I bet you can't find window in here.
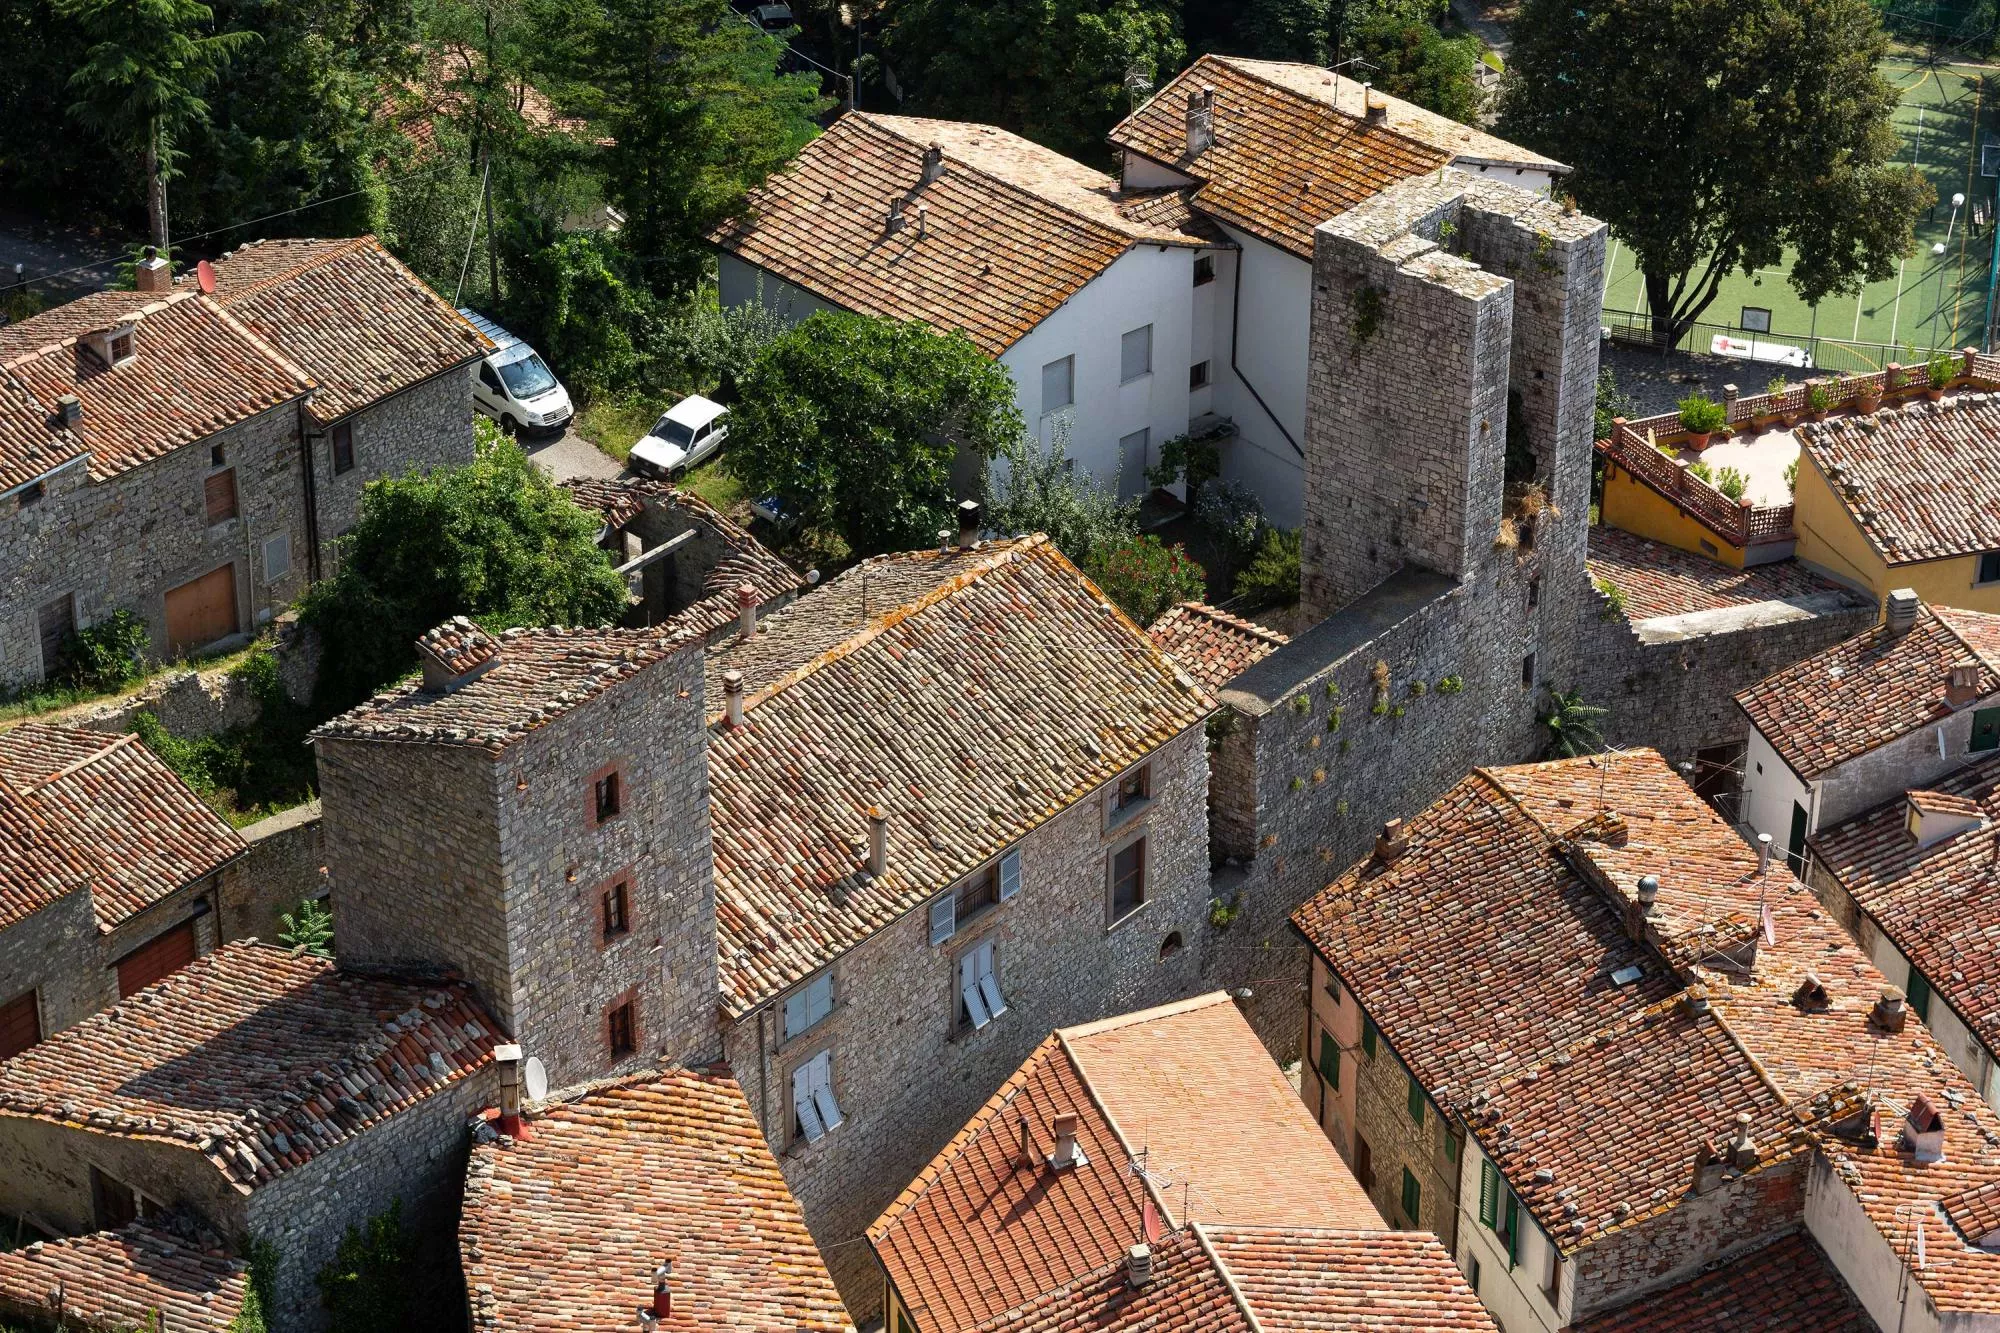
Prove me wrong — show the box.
[204,469,238,524]
[1193,254,1216,286]
[1973,707,2000,754]
[1479,1159,1500,1228]
[601,880,630,940]
[955,866,998,923]
[1528,576,1541,609]
[792,1049,842,1143]
[1361,1015,1377,1059]
[1108,835,1146,923]
[1317,1028,1340,1090]
[331,422,355,474]
[1189,360,1211,390]
[1353,1132,1374,1190]
[1109,764,1151,823]
[1468,1255,1482,1296]
[1740,306,1772,333]
[1441,1124,1459,1164]
[1407,1075,1425,1126]
[998,848,1022,901]
[1521,652,1536,688]
[262,533,291,584]
[1908,966,1933,1023]
[785,971,834,1039]
[0,990,40,1060]
[958,939,1007,1031]
[1543,1246,1563,1303]
[1400,1167,1421,1226]
[90,1167,147,1230]
[1160,930,1184,960]
[1120,325,1153,383]
[1980,551,2000,585]
[1501,1191,1521,1265]
[109,331,134,362]
[1041,357,1074,415]
[929,895,956,945]
[478,362,502,393]
[594,769,622,824]
[607,999,636,1057]
[210,443,225,467]
[16,480,43,509]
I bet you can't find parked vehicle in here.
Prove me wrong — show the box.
[458,308,575,435]
[753,2,794,29]
[630,396,729,480]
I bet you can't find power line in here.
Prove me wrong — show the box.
[726,8,848,83]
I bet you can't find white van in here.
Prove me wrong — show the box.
[458,308,575,435]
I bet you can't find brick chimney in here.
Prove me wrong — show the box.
[133,245,172,294]
[1872,986,1908,1033]
[922,142,945,185]
[1373,819,1408,866]
[1126,1243,1154,1288]
[1185,85,1215,157]
[494,1043,525,1138]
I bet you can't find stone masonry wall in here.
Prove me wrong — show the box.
[0,892,103,1043]
[0,1117,246,1247]
[228,801,326,943]
[1347,999,1463,1246]
[722,722,1212,1317]
[309,368,476,558]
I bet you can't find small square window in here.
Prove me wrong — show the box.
[16,481,44,509]
[1189,360,1211,390]
[602,880,630,941]
[262,532,291,584]
[607,999,636,1057]
[1120,325,1153,383]
[204,469,238,525]
[1041,357,1074,415]
[1980,551,2000,585]
[594,769,622,823]
[1193,254,1216,287]
[1521,652,1536,688]
[109,331,133,362]
[1108,835,1146,923]
[331,422,355,475]
[1109,764,1151,823]
[785,971,834,1039]
[210,444,225,467]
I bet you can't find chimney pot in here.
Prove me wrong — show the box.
[1728,1112,1757,1169]
[134,246,171,293]
[922,142,944,184]
[652,1261,672,1318]
[1126,1243,1154,1288]
[916,203,928,238]
[1756,833,1772,876]
[1049,1113,1085,1169]
[1684,984,1710,1018]
[736,584,759,638]
[1365,93,1387,123]
[723,668,746,728]
[887,200,906,234]
[867,805,888,877]
[956,499,982,551]
[55,394,82,427]
[938,528,953,555]
[1017,1114,1035,1168]
[1886,588,1920,635]
[1635,874,1660,910]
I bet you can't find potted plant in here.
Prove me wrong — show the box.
[1678,392,1727,448]
[1926,352,1955,401]
[1805,380,1835,421]
[1755,377,1789,430]
[1855,374,1882,413]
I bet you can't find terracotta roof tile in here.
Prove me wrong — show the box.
[0,777,99,931]
[1147,601,1288,692]
[1736,602,2000,780]
[706,536,1211,1014]
[459,1067,851,1332]
[0,1218,247,1333]
[0,940,499,1191]
[1799,394,2000,563]
[0,725,245,930]
[972,1230,1250,1333]
[210,235,490,423]
[1586,528,1843,623]
[1570,1229,1871,1332]
[0,372,83,492]
[710,113,1214,356]
[1202,1226,1498,1331]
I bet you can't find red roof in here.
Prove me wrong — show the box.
[0,1219,247,1333]
[1148,601,1288,693]
[1571,1230,1872,1332]
[1586,528,1843,623]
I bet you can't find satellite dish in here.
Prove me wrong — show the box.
[195,259,217,294]
[523,1056,549,1102]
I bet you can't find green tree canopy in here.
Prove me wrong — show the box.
[729,310,1025,558]
[881,0,1183,165]
[300,427,628,711]
[1349,13,1481,123]
[1498,0,1932,346]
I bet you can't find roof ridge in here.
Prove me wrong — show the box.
[1191,1222,1267,1333]
[1057,1026,1178,1227]
[1177,53,1437,162]
[214,235,375,303]
[15,730,139,793]
[1058,989,1233,1041]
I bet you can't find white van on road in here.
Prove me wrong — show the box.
[458,308,575,436]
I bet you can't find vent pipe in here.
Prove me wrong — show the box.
[868,805,888,877]
[651,1261,672,1318]
[1885,588,1920,635]
[956,499,982,551]
[1756,833,1772,876]
[723,669,745,728]
[1635,874,1660,912]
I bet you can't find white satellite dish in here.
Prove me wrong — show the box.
[523,1056,549,1102]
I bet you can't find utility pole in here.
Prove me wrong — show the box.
[481,0,502,305]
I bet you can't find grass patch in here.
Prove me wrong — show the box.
[0,638,266,726]
[130,647,318,827]
[574,392,670,464]
[682,458,747,515]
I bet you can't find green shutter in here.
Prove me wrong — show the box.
[1443,1129,1459,1164]
[1479,1160,1499,1228]
[1401,1166,1421,1225]
[1362,1016,1377,1058]
[1318,1029,1340,1090]
[1407,1076,1424,1126]
[1908,967,1933,1022]
[1504,1193,1521,1266]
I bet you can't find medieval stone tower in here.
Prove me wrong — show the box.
[313,620,720,1089]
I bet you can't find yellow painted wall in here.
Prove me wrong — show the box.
[1792,455,2000,614]
[1599,460,1746,568]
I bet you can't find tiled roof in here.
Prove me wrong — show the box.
[706,536,1211,1015]
[0,367,84,492]
[1201,1226,1498,1331]
[0,940,498,1191]
[1810,760,2000,1053]
[210,235,490,424]
[709,113,1217,357]
[561,474,656,530]
[459,1067,851,1332]
[0,1219,247,1333]
[1570,1230,1873,1332]
[1108,56,1455,260]
[1147,601,1288,692]
[381,42,593,159]
[1736,602,2000,780]
[1295,748,2000,1315]
[1586,528,1843,623]
[0,290,312,481]
[0,725,245,930]
[973,1230,1250,1333]
[315,621,705,754]
[1798,393,2000,563]
[0,778,98,932]
[870,994,1397,1333]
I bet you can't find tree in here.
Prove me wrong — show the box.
[881,0,1183,165]
[728,311,1025,557]
[1498,0,1932,348]
[1541,686,1607,758]
[1082,534,1205,626]
[316,1200,409,1330]
[277,898,336,956]
[299,426,629,711]
[500,230,653,395]
[536,0,823,299]
[56,0,257,249]
[983,420,1138,565]
[1349,13,1481,123]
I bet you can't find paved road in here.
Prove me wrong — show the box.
[0,205,120,302]
[525,425,625,483]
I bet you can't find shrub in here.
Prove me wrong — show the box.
[1711,466,1749,501]
[645,287,787,401]
[54,610,151,692]
[1541,686,1608,758]
[1677,393,1727,434]
[1784,456,1799,491]
[1594,366,1635,439]
[316,1200,410,1330]
[983,420,1137,565]
[1082,535,1205,626]
[1806,380,1835,412]
[1145,431,1222,504]
[1234,526,1301,609]
[278,898,335,957]
[1928,351,1957,388]
[1594,575,1628,620]
[1193,479,1264,558]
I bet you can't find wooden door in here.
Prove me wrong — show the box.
[164,564,238,656]
[115,920,198,998]
[36,596,73,671]
[0,991,40,1059]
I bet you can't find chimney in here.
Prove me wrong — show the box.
[722,669,746,728]
[916,204,928,239]
[1872,986,1908,1033]
[1017,1115,1036,1168]
[887,200,906,235]
[1364,89,1387,124]
[133,245,171,294]
[736,583,759,638]
[1948,662,1981,706]
[415,617,502,693]
[867,805,888,876]
[651,1261,672,1318]
[922,142,945,184]
[1373,819,1408,865]
[55,394,81,427]
[956,499,982,551]
[1126,1243,1154,1288]
[1049,1113,1086,1169]
[937,528,953,555]
[1904,1094,1947,1163]
[1885,588,1920,635]
[495,1043,525,1138]
[1756,833,1772,876]
[1793,972,1830,1012]
[1683,984,1711,1018]
[1185,85,1215,157]
[1728,1112,1757,1170]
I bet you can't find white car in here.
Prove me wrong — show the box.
[458,308,574,435]
[630,396,729,480]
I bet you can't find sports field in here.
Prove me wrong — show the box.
[1600,55,1999,372]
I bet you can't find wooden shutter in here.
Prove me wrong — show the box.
[115,921,198,998]
[1504,1193,1521,1265]
[1353,1134,1373,1190]
[1318,1029,1340,1090]
[204,469,238,524]
[1400,1167,1421,1224]
[1362,1016,1377,1058]
[929,895,955,945]
[1479,1159,1499,1228]
[1407,1076,1425,1126]
[0,991,40,1059]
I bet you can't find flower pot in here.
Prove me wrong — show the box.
[1856,393,1882,413]
[1925,387,1946,402]
[1685,431,1712,449]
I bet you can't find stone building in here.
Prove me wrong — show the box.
[0,724,245,1055]
[1290,748,1996,1332]
[0,1215,248,1333]
[0,237,486,687]
[459,1064,851,1331]
[866,991,1492,1333]
[0,940,499,1329]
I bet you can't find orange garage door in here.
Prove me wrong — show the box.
[0,991,40,1059]
[164,564,239,656]
[115,921,199,998]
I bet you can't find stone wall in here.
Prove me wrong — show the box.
[721,722,1212,1316]
[0,892,102,1043]
[67,617,319,740]
[308,368,477,562]
[1346,999,1462,1245]
[229,801,326,943]
[0,1117,246,1249]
